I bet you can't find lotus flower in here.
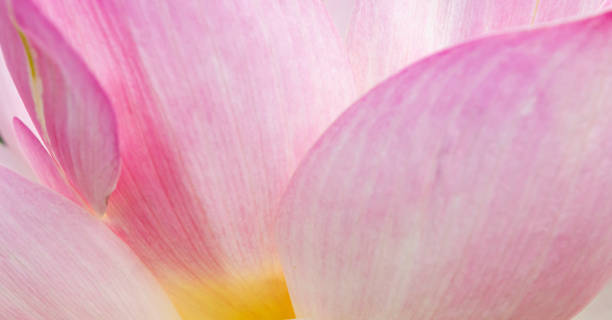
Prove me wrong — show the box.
[1,0,612,319]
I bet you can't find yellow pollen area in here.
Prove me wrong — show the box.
[18,31,36,79]
[162,273,295,320]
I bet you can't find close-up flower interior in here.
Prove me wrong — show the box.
[1,0,612,319]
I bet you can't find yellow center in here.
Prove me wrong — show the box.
[162,274,295,320]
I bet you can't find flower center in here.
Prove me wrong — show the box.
[162,273,295,320]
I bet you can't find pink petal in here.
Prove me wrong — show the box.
[0,168,181,319]
[347,0,606,94]
[0,51,32,151]
[21,0,355,317]
[575,281,612,319]
[0,145,31,178]
[0,0,120,214]
[0,49,34,179]
[278,12,612,320]
[13,117,80,205]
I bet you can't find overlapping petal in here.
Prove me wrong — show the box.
[0,0,120,214]
[0,168,180,319]
[0,50,30,150]
[0,144,30,178]
[345,0,606,94]
[0,49,34,179]
[13,117,80,205]
[324,0,356,39]
[14,0,356,318]
[278,12,612,320]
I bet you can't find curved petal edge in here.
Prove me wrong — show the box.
[279,11,612,320]
[0,0,120,214]
[0,167,181,319]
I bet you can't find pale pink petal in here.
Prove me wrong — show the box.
[0,145,31,178]
[0,0,120,214]
[0,51,32,151]
[13,117,80,205]
[20,0,356,318]
[347,0,606,94]
[278,13,612,320]
[324,0,357,39]
[574,281,612,319]
[0,168,181,319]
[0,48,35,180]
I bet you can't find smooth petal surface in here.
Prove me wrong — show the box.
[0,168,180,320]
[575,281,612,319]
[346,0,606,94]
[0,50,31,150]
[0,144,30,177]
[0,0,120,213]
[20,1,356,318]
[279,13,612,320]
[324,0,356,39]
[13,117,80,204]
[0,49,34,179]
